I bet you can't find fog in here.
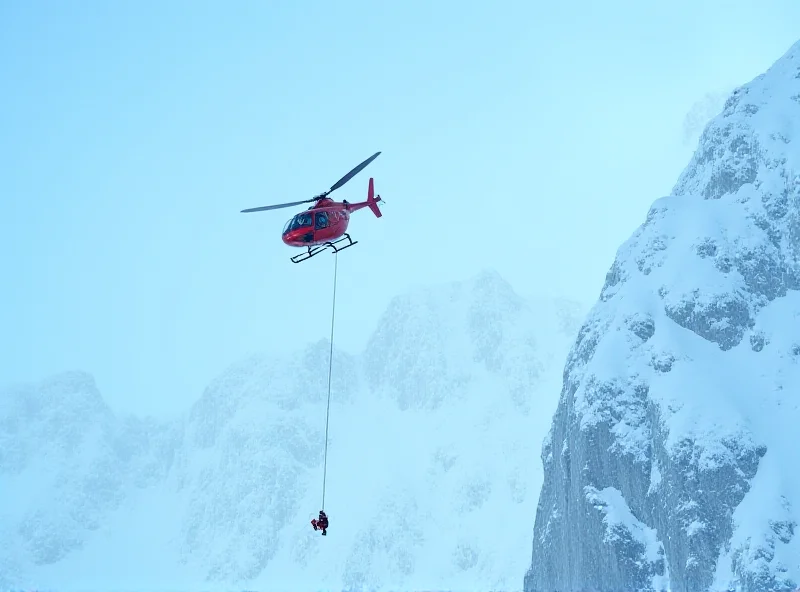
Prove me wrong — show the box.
[3,0,799,416]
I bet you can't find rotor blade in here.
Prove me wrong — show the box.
[326,151,381,195]
[240,198,315,213]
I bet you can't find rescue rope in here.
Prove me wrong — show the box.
[321,250,338,510]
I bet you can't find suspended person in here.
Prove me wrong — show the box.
[311,510,329,535]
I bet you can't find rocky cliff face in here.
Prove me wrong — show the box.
[525,40,800,592]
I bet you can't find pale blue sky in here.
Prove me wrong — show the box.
[2,0,799,417]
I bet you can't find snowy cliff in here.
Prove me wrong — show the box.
[525,40,800,592]
[1,270,584,591]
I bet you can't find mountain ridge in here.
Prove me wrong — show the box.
[1,268,586,591]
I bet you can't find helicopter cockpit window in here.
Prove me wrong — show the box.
[315,212,329,229]
[288,213,312,231]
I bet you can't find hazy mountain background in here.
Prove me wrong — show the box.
[1,270,587,591]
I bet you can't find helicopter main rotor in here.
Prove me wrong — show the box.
[241,151,381,214]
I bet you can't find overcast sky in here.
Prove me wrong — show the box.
[2,0,799,417]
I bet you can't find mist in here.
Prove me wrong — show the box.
[5,1,800,590]
[2,0,797,416]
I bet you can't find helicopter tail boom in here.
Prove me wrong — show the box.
[366,177,382,218]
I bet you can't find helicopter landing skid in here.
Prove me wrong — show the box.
[290,233,358,263]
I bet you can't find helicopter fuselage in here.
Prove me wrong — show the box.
[282,200,349,247]
[240,152,382,263]
[281,198,378,247]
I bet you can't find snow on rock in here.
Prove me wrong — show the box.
[174,341,360,583]
[0,372,180,586]
[683,91,730,148]
[0,373,118,566]
[525,39,800,592]
[584,485,669,592]
[365,270,552,414]
[0,270,586,591]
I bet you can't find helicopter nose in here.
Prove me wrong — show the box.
[282,229,297,246]
[283,228,313,246]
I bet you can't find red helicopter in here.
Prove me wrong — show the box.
[241,151,383,263]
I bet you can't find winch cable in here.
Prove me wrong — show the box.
[321,250,338,510]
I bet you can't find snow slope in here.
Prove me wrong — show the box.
[0,269,585,591]
[525,39,800,592]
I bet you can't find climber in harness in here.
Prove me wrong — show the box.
[311,510,329,535]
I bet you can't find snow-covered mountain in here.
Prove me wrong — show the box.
[0,269,585,591]
[525,40,800,592]
[682,91,730,148]
[0,371,181,589]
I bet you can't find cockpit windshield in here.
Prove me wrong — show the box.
[283,213,313,234]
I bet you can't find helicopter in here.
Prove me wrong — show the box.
[240,151,383,263]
